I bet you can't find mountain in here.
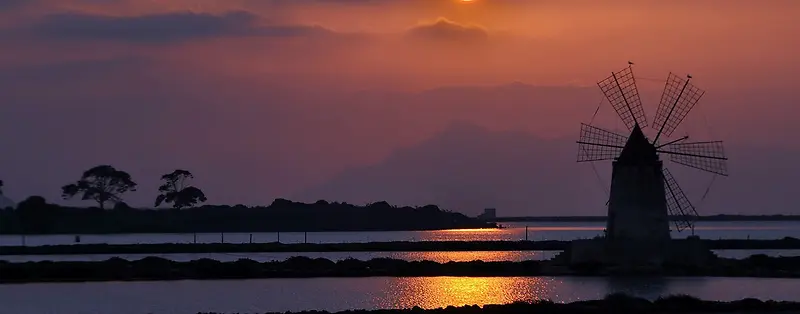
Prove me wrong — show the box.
[296,121,800,217]
[295,121,609,216]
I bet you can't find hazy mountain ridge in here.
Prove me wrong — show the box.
[297,121,800,216]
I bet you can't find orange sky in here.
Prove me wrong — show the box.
[0,0,799,214]
[3,0,799,89]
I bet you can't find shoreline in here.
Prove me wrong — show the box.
[3,238,800,256]
[196,295,800,314]
[2,255,800,284]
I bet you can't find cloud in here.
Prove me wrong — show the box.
[405,18,489,42]
[31,10,335,43]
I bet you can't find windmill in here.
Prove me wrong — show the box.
[576,64,728,243]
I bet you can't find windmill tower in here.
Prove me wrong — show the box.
[573,64,728,265]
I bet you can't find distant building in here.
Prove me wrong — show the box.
[477,208,496,220]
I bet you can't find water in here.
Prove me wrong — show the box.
[1,276,799,314]
[2,221,799,314]
[2,221,798,247]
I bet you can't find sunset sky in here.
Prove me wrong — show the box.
[1,0,799,215]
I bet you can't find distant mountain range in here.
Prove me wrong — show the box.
[296,120,800,216]
[295,121,607,215]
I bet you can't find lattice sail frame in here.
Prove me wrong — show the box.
[662,167,699,232]
[597,66,648,131]
[658,141,728,176]
[652,73,706,139]
[576,123,628,162]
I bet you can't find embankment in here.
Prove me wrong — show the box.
[3,238,799,255]
[200,294,800,314]
[2,255,800,283]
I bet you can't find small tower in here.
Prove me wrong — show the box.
[607,124,670,243]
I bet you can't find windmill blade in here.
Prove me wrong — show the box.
[576,123,628,162]
[663,167,699,232]
[652,73,706,142]
[597,65,647,131]
[657,141,728,176]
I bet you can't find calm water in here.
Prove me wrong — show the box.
[1,276,799,314]
[2,222,799,314]
[2,221,798,247]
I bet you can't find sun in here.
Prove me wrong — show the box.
[460,0,476,2]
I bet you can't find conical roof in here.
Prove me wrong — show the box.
[616,124,658,164]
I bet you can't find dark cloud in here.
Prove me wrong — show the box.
[31,10,335,43]
[405,18,489,42]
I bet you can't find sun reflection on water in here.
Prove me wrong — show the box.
[393,251,557,262]
[380,277,560,309]
[442,228,502,233]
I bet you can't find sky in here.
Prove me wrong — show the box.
[1,0,799,216]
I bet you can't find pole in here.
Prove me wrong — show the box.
[525,226,528,241]
[304,232,307,244]
[249,233,253,244]
[193,233,197,244]
[220,232,224,243]
[277,232,280,243]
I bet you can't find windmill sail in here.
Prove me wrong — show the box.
[658,141,728,176]
[652,73,705,142]
[576,123,628,162]
[662,167,699,232]
[597,65,648,130]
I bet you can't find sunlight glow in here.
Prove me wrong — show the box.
[381,277,556,309]
[442,228,500,233]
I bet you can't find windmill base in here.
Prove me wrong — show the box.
[564,236,713,269]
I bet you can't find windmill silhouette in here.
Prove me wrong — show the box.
[576,64,728,242]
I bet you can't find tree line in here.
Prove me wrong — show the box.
[2,165,207,210]
[0,166,497,234]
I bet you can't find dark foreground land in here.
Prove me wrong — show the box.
[200,295,800,314]
[0,199,495,234]
[2,254,800,283]
[4,238,800,256]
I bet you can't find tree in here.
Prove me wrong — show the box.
[155,169,207,209]
[17,196,58,235]
[62,165,137,209]
[0,179,4,195]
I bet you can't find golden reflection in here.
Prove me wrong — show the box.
[381,277,558,309]
[394,251,557,263]
[442,228,502,233]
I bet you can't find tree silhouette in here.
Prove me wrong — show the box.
[62,165,137,209]
[0,179,4,195]
[155,169,207,209]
